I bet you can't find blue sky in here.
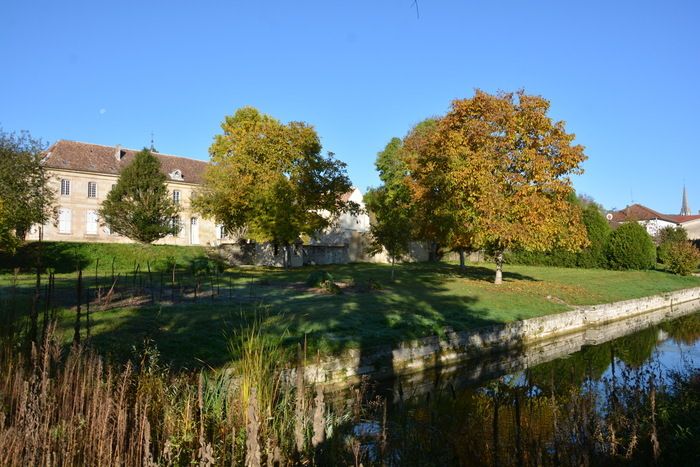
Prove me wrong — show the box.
[2,0,698,214]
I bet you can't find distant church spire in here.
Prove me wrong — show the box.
[680,185,691,216]
[149,132,156,152]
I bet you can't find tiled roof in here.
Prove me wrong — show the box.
[609,203,700,225]
[43,140,208,185]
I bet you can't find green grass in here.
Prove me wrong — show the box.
[3,243,700,369]
[0,241,210,274]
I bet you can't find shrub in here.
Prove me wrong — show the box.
[505,249,578,268]
[577,204,611,268]
[305,270,333,287]
[664,241,700,275]
[656,226,688,264]
[606,222,656,270]
[505,204,611,269]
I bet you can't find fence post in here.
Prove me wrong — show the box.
[73,268,82,346]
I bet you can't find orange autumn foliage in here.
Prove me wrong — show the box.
[405,90,589,283]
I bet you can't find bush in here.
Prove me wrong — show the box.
[606,222,656,270]
[664,241,700,275]
[305,270,333,287]
[505,248,578,268]
[577,204,611,268]
[656,226,688,264]
[506,204,611,269]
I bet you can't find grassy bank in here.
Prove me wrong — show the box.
[3,244,700,367]
[0,241,210,273]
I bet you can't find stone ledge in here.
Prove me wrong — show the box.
[296,286,700,387]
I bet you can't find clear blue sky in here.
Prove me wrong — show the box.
[2,0,698,214]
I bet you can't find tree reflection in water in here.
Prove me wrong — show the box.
[335,312,700,466]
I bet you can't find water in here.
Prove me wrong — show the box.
[343,308,700,466]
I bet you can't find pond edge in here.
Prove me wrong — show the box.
[295,286,700,388]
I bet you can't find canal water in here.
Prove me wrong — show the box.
[343,307,700,466]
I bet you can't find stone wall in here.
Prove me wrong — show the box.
[292,287,700,388]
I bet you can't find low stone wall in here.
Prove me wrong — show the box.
[297,287,700,388]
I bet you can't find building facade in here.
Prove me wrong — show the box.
[28,140,223,246]
[608,201,700,240]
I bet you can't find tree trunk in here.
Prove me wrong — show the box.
[391,256,395,281]
[494,250,504,285]
[283,244,292,269]
[459,249,465,270]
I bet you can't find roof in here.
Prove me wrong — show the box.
[42,140,208,185]
[609,203,700,225]
[340,188,357,203]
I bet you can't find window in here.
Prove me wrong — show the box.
[173,190,181,204]
[88,181,97,198]
[190,217,199,244]
[169,216,181,236]
[60,179,71,196]
[169,169,183,181]
[215,223,225,240]
[86,210,98,235]
[58,208,71,234]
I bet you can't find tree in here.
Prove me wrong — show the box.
[406,90,588,284]
[0,129,55,251]
[99,149,180,243]
[0,198,18,252]
[577,202,611,268]
[605,222,656,270]
[664,241,700,275]
[364,138,414,279]
[194,107,355,267]
[656,226,687,264]
[402,118,458,262]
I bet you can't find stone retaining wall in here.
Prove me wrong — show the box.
[297,287,700,388]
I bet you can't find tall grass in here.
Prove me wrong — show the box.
[0,320,358,466]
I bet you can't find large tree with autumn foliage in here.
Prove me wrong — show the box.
[194,107,355,267]
[406,90,589,284]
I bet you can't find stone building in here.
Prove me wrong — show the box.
[28,140,223,246]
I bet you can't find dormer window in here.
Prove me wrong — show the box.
[169,169,184,181]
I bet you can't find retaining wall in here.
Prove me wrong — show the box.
[296,287,700,388]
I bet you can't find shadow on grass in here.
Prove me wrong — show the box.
[3,260,543,371]
[45,262,518,370]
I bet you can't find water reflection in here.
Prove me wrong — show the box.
[339,311,700,466]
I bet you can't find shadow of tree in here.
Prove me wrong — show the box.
[70,262,516,370]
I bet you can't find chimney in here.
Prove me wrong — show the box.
[114,144,123,161]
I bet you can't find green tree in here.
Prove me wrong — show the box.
[99,149,180,244]
[364,138,414,279]
[656,226,687,264]
[605,222,656,270]
[576,203,611,268]
[0,129,55,251]
[406,90,588,284]
[664,241,700,275]
[403,118,460,262]
[194,107,355,267]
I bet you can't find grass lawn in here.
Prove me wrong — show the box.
[2,243,700,369]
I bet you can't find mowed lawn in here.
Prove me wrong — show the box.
[2,243,700,369]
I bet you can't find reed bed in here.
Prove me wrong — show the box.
[0,323,365,466]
